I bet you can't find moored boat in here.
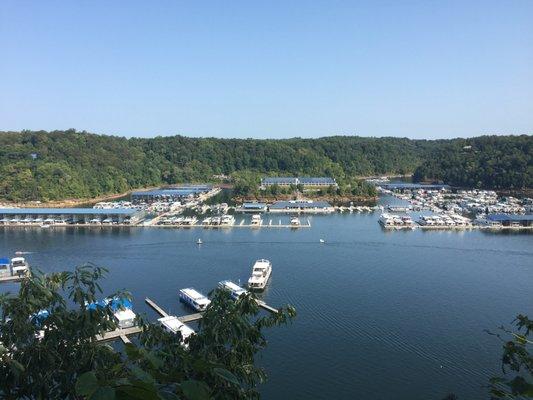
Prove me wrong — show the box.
[251,214,262,226]
[158,315,195,344]
[179,288,211,311]
[218,280,248,300]
[247,259,272,291]
[10,257,30,276]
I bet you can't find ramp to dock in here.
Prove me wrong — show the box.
[256,300,279,314]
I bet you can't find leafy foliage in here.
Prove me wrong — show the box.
[0,130,529,201]
[489,315,533,398]
[413,136,532,189]
[0,265,296,399]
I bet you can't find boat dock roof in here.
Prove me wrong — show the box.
[487,214,533,222]
[0,208,138,216]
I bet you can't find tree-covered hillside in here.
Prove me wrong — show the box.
[0,130,530,201]
[412,135,532,189]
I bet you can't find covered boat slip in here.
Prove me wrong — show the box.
[486,213,533,227]
[0,208,143,226]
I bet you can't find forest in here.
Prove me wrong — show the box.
[0,130,530,201]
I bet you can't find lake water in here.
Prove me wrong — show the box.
[1,196,532,399]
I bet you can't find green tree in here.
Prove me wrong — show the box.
[0,265,296,399]
[489,315,533,398]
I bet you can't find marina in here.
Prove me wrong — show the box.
[0,204,531,400]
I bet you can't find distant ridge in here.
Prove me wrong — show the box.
[0,130,530,201]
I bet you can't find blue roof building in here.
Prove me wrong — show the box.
[132,185,211,202]
[487,214,533,227]
[378,183,450,191]
[269,200,334,213]
[261,177,337,187]
[0,208,142,224]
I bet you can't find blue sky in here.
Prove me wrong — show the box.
[1,1,532,139]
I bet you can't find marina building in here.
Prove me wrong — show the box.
[132,185,212,202]
[261,177,337,188]
[269,200,334,214]
[0,208,143,225]
[486,214,533,228]
[378,183,450,191]
[236,202,267,213]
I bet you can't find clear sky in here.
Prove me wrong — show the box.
[1,1,532,139]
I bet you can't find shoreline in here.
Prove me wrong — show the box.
[0,186,161,209]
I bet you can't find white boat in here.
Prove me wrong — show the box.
[290,216,301,226]
[220,215,235,226]
[158,315,195,344]
[196,238,203,245]
[10,257,29,276]
[202,217,211,226]
[218,280,248,300]
[251,214,262,226]
[113,308,136,328]
[378,213,394,228]
[247,259,272,291]
[179,288,211,311]
[182,216,198,226]
[319,239,325,243]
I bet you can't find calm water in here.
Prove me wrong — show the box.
[1,198,532,400]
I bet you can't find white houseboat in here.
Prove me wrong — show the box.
[113,308,136,328]
[158,315,195,343]
[247,259,272,291]
[290,216,301,226]
[218,280,248,300]
[179,288,211,311]
[220,215,235,226]
[10,257,29,276]
[251,214,262,226]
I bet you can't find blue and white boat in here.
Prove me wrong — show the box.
[86,297,136,329]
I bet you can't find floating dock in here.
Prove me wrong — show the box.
[95,294,278,344]
[151,220,311,229]
[0,272,30,284]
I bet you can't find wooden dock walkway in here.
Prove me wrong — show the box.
[96,326,143,343]
[256,300,279,314]
[96,296,276,344]
[0,272,30,284]
[145,297,203,323]
[145,297,169,317]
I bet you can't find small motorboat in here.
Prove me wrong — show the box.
[319,239,325,243]
[196,238,203,245]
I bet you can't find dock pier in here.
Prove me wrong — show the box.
[95,296,277,344]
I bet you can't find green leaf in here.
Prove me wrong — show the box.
[90,387,116,400]
[159,391,181,400]
[76,371,99,396]
[181,380,210,400]
[8,359,25,377]
[213,368,240,385]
